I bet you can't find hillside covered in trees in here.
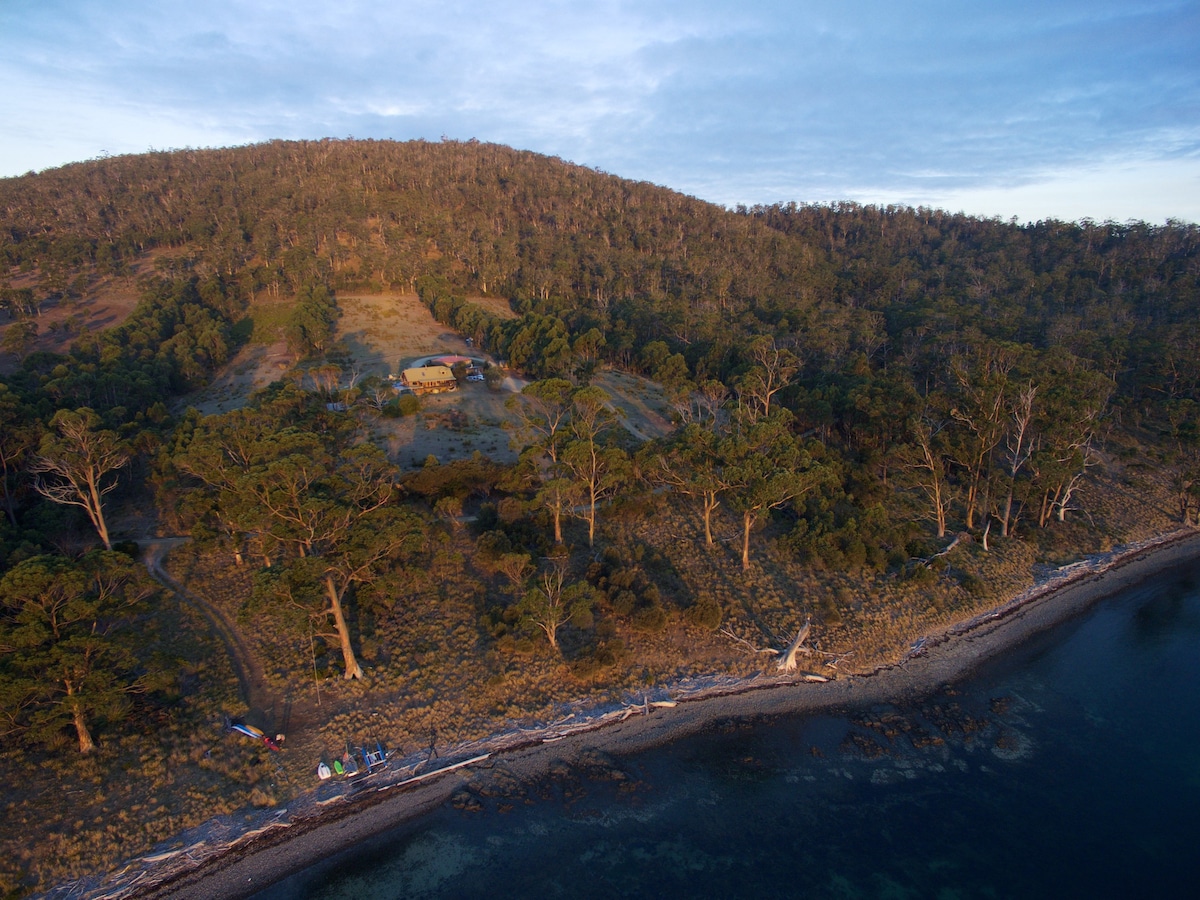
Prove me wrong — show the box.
[1,139,1199,894]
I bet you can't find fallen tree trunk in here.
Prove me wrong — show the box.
[776,619,811,673]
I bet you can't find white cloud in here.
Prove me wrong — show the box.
[0,1,1197,224]
[920,156,1200,225]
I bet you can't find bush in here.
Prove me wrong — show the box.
[959,571,984,595]
[631,603,668,633]
[685,595,722,631]
[817,593,843,625]
[612,590,638,616]
[905,562,935,585]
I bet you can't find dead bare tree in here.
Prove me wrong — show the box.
[999,382,1037,537]
[32,408,129,550]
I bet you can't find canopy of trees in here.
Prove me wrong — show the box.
[1,138,1199,756]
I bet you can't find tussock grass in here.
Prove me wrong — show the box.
[5,452,1180,897]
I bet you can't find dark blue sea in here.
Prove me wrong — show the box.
[258,562,1200,899]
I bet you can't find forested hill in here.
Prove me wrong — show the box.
[3,138,1199,399]
[6,139,1200,896]
[5,138,1200,550]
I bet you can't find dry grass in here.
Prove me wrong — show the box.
[0,258,159,375]
[0,597,271,895]
[3,282,1185,895]
[3,453,1178,895]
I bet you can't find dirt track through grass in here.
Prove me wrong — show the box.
[142,539,281,731]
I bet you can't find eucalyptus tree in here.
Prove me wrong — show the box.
[506,378,578,544]
[998,382,1038,537]
[515,558,598,655]
[506,378,575,464]
[1028,354,1112,527]
[907,412,953,539]
[0,320,37,360]
[646,423,729,546]
[735,336,801,424]
[721,410,827,571]
[0,552,158,753]
[171,402,418,679]
[505,381,631,547]
[31,408,130,551]
[946,343,1016,529]
[284,283,338,361]
[560,385,629,547]
[248,441,418,680]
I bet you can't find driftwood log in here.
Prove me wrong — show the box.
[722,619,816,673]
[776,619,811,673]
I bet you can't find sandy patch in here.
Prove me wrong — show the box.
[593,370,674,441]
[373,383,525,469]
[335,292,487,376]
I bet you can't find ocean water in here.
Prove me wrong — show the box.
[257,562,1200,899]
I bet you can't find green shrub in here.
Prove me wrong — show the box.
[817,593,843,625]
[959,571,984,595]
[906,563,935,585]
[612,590,638,616]
[685,596,722,631]
[631,604,668,633]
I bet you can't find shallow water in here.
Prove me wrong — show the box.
[257,562,1200,899]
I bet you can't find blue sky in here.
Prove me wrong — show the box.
[2,0,1198,223]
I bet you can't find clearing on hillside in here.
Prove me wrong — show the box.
[182,292,498,415]
[182,291,674,468]
[0,257,161,374]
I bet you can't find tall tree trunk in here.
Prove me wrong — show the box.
[965,482,977,530]
[85,470,113,551]
[742,510,754,571]
[703,491,718,546]
[1038,489,1053,528]
[1056,472,1084,522]
[325,575,364,680]
[66,681,96,753]
[913,420,949,538]
[1000,383,1037,540]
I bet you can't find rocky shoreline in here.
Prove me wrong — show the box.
[59,527,1200,900]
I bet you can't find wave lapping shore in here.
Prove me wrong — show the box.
[51,528,1200,900]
